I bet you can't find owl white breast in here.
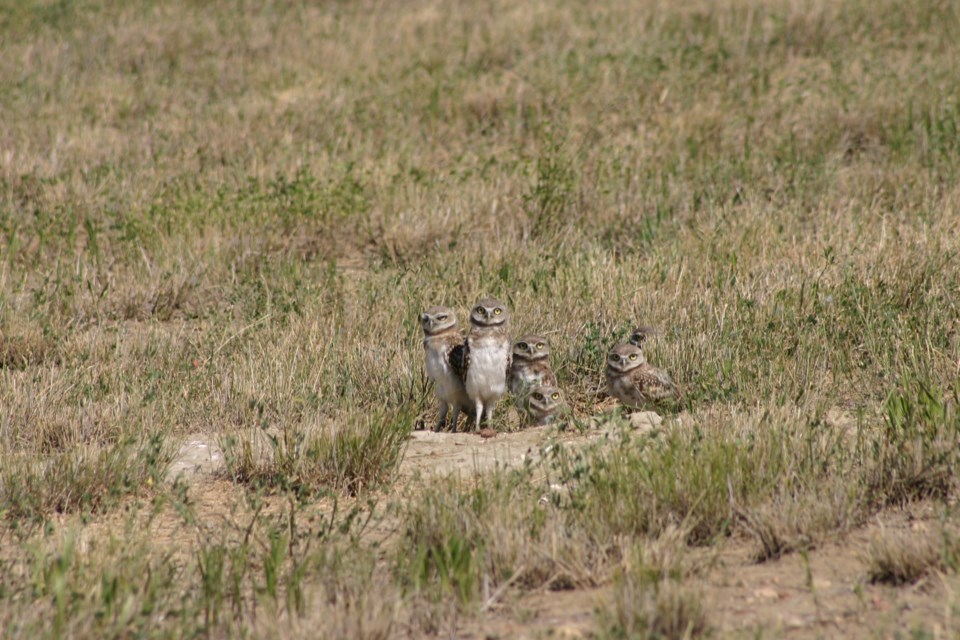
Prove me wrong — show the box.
[465,332,511,403]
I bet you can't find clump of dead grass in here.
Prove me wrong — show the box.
[222,408,413,497]
[597,536,709,639]
[868,383,960,506]
[0,330,57,370]
[866,527,954,586]
[0,431,172,528]
[731,475,863,563]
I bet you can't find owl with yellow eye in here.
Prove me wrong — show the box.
[449,297,512,432]
[605,343,680,408]
[522,384,564,426]
[508,334,557,396]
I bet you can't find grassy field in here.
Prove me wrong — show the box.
[1,0,960,636]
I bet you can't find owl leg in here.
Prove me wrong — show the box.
[435,401,449,431]
[483,403,495,426]
[474,400,484,432]
[450,404,461,431]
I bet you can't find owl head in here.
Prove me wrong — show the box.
[628,326,656,347]
[469,297,509,327]
[606,343,647,373]
[421,306,458,335]
[512,334,550,361]
[526,384,563,415]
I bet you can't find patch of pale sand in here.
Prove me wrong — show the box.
[164,410,668,485]
[459,586,603,639]
[167,435,224,482]
[400,410,667,480]
[400,425,558,479]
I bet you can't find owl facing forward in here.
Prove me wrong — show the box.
[605,343,680,409]
[450,298,512,432]
[521,384,564,426]
[421,306,471,430]
[508,334,557,396]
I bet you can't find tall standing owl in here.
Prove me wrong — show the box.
[421,306,470,430]
[450,298,512,432]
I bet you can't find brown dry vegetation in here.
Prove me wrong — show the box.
[2,0,960,637]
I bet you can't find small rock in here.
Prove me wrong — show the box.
[628,411,663,431]
[479,428,498,439]
[784,615,805,629]
[753,587,780,601]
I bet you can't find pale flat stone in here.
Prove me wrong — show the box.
[753,587,780,601]
[628,410,663,431]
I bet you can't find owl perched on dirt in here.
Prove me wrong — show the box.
[450,298,511,433]
[605,343,680,408]
[508,335,557,396]
[421,306,470,430]
[521,384,564,426]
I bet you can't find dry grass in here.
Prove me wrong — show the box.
[222,408,413,497]
[2,0,960,635]
[597,535,709,639]
[866,526,953,586]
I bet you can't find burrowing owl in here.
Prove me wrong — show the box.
[508,334,557,396]
[450,297,511,432]
[628,325,658,347]
[421,306,470,430]
[522,384,564,426]
[605,343,680,408]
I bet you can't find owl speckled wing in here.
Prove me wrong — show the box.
[448,342,470,385]
[636,364,680,402]
[606,342,680,409]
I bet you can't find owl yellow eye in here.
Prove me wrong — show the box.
[517,342,528,350]
[494,308,502,315]
[475,306,484,314]
[437,315,447,321]
[611,354,620,362]
[533,393,543,401]
[551,392,560,400]
[536,343,544,349]
[629,353,638,361]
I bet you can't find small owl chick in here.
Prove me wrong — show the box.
[508,334,557,396]
[522,384,564,426]
[605,343,680,409]
[450,297,512,432]
[421,306,470,430]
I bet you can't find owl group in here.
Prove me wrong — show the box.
[421,298,679,434]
